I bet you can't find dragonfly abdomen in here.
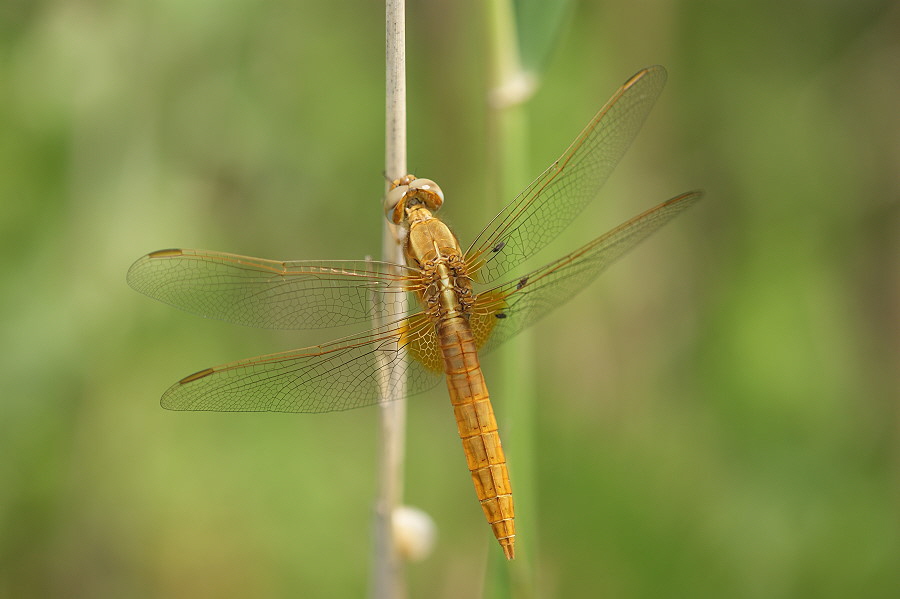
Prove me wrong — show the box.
[437,316,516,560]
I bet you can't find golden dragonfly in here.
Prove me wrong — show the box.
[127,65,700,560]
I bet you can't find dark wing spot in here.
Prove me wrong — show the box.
[179,368,215,384]
[516,277,528,290]
[495,313,507,319]
[148,248,183,258]
[492,241,506,253]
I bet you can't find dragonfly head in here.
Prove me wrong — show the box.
[385,175,444,224]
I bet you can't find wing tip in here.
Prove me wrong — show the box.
[668,190,704,207]
[127,249,184,291]
[624,64,668,89]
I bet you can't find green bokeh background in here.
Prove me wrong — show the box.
[2,0,898,597]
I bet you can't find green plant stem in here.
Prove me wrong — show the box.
[484,0,538,597]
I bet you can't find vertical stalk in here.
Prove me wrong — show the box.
[484,0,538,596]
[371,1,408,598]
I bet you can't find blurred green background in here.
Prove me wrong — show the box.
[2,0,898,597]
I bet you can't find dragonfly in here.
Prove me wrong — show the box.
[127,65,701,560]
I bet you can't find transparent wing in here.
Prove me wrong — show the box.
[469,192,701,354]
[465,66,668,284]
[127,248,420,330]
[160,313,444,413]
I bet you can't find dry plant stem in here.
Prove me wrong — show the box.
[371,1,408,598]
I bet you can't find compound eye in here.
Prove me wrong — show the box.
[392,173,416,187]
[384,184,409,224]
[408,178,444,212]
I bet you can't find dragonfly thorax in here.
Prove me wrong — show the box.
[401,207,474,320]
[403,208,462,267]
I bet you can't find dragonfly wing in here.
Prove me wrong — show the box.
[471,192,701,354]
[161,313,443,413]
[127,249,419,330]
[465,66,668,284]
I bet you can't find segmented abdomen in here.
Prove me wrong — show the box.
[437,316,516,559]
